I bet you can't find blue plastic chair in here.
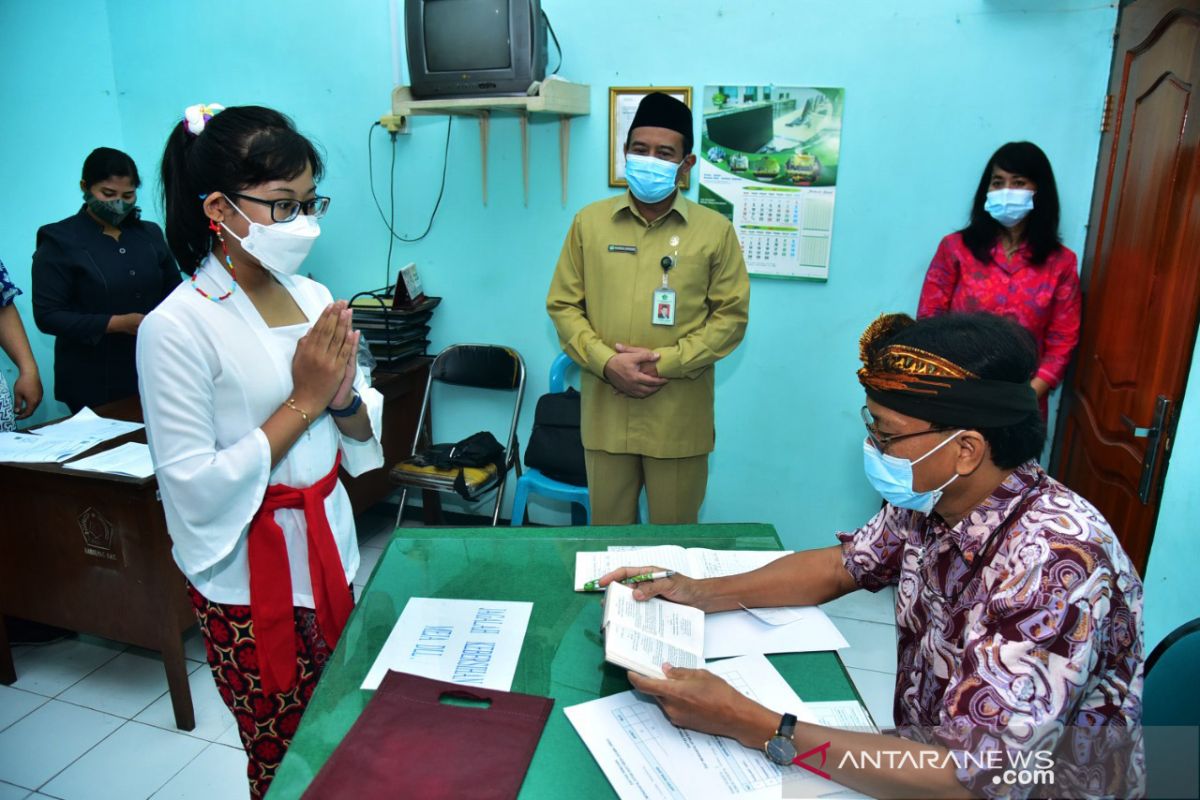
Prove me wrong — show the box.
[510,353,590,526]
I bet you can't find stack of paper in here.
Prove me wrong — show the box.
[574,546,792,591]
[566,654,857,800]
[63,442,155,479]
[0,407,143,464]
[577,546,850,657]
[0,432,86,463]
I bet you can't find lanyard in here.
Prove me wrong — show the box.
[660,253,675,288]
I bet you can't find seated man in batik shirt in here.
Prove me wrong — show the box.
[598,311,1143,799]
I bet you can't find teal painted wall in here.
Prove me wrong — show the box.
[2,0,1132,556]
[1143,335,1200,653]
[0,0,124,420]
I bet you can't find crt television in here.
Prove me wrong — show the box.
[406,0,548,98]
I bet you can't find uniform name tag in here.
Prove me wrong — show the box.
[608,244,638,254]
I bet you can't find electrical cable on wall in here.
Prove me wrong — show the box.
[368,117,452,288]
[543,10,562,75]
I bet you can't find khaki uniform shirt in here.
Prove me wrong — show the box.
[547,191,750,458]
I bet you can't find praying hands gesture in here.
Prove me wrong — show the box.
[291,301,358,414]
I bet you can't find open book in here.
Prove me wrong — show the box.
[575,545,791,591]
[601,581,704,679]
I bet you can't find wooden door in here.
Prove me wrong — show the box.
[1054,1,1200,574]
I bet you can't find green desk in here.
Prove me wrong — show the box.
[270,524,863,798]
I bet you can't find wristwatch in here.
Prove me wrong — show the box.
[328,392,362,418]
[764,712,798,766]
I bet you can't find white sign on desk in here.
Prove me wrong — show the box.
[361,598,532,692]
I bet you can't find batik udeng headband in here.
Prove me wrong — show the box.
[857,313,1039,428]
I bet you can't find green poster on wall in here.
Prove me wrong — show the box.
[698,86,844,281]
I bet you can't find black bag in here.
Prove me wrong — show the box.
[413,431,510,500]
[524,388,586,486]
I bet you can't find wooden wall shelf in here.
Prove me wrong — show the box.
[380,79,590,207]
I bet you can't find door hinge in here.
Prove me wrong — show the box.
[1100,94,1115,134]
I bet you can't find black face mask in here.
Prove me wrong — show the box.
[85,194,135,226]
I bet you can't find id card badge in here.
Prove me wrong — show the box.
[652,288,677,326]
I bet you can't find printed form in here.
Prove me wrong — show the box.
[566,654,854,799]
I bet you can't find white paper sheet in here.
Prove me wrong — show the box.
[565,654,852,800]
[0,408,143,464]
[740,604,805,626]
[805,701,879,734]
[62,442,155,479]
[361,598,532,692]
[704,606,850,658]
[575,547,696,590]
[576,547,791,591]
[0,432,83,463]
[687,548,790,578]
[35,407,143,442]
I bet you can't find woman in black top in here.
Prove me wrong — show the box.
[32,147,181,412]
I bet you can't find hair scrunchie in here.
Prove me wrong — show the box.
[183,103,226,137]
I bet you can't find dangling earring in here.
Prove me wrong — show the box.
[190,219,238,303]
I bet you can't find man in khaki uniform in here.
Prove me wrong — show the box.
[547,92,750,524]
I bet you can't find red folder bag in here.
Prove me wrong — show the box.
[303,671,553,799]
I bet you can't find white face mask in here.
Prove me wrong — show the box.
[222,200,320,277]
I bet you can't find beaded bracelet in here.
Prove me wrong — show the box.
[284,398,311,425]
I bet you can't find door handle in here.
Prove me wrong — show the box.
[1120,415,1155,438]
[1123,396,1172,504]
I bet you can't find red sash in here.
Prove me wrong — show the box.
[248,452,353,694]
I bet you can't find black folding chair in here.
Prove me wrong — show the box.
[390,344,525,527]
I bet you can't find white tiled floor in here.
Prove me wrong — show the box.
[0,507,400,799]
[0,508,901,797]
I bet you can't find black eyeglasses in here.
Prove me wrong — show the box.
[226,192,330,223]
[861,406,950,452]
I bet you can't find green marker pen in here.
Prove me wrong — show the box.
[582,571,675,591]
[622,570,675,585]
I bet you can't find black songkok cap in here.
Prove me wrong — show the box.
[629,92,694,152]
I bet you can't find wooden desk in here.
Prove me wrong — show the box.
[0,358,430,731]
[0,397,197,729]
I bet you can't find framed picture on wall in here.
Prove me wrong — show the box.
[609,86,693,188]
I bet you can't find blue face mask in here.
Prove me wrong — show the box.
[984,188,1034,228]
[861,431,963,515]
[624,153,681,204]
